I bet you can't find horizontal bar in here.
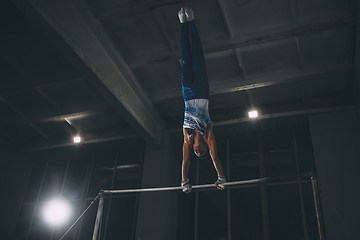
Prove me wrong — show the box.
[103,172,313,194]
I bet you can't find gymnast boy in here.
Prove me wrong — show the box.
[178,7,226,193]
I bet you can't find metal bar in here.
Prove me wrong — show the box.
[293,131,309,240]
[131,148,145,240]
[75,157,95,240]
[311,175,325,240]
[180,179,312,193]
[60,194,101,240]
[84,181,313,198]
[102,153,118,240]
[92,194,105,240]
[104,173,312,194]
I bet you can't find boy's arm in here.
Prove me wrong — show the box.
[182,128,193,193]
[204,123,226,189]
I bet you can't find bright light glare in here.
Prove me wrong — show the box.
[43,200,70,225]
[74,136,81,143]
[248,110,258,118]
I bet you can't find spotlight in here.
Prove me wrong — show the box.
[43,200,70,225]
[248,110,258,118]
[74,136,81,143]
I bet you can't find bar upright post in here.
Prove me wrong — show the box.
[92,193,105,240]
[311,175,325,240]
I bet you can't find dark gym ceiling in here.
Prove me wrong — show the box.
[0,0,357,152]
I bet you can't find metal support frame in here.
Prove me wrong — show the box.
[104,173,313,194]
[58,172,321,240]
[92,193,105,240]
[101,153,118,240]
[311,175,325,240]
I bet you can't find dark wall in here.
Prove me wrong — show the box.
[355,2,360,120]
[309,110,360,239]
[0,138,33,240]
[136,131,181,240]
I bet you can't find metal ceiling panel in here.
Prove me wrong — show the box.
[133,61,181,98]
[0,54,25,83]
[39,81,99,110]
[206,50,244,84]
[240,39,300,76]
[7,38,75,78]
[218,0,293,37]
[0,123,47,145]
[300,26,353,68]
[66,110,130,133]
[0,1,35,35]
[102,11,172,59]
[210,91,249,110]
[153,97,184,119]
[180,0,229,43]
[250,81,301,107]
[297,0,355,24]
[1,89,56,116]
[302,74,350,98]
[31,121,73,140]
[0,100,19,119]
[86,0,139,16]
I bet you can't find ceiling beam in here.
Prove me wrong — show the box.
[0,74,81,94]
[152,8,176,52]
[290,0,303,72]
[13,0,166,148]
[0,94,53,142]
[127,18,355,69]
[96,0,183,23]
[150,61,353,103]
[290,0,299,27]
[0,49,31,81]
[170,105,356,132]
[0,104,110,127]
[213,106,355,127]
[235,48,247,80]
[19,134,140,152]
[218,0,234,39]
